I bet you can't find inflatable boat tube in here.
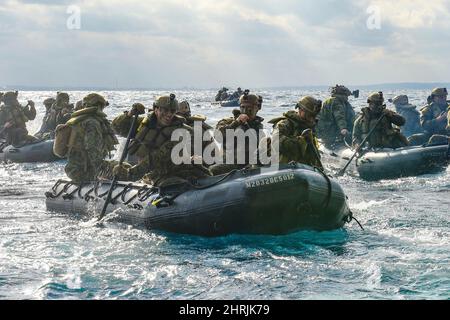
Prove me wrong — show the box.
[0,139,59,163]
[220,99,240,108]
[356,143,450,181]
[45,164,353,237]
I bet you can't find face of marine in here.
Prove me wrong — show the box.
[155,105,177,126]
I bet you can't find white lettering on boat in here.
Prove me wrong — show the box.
[245,173,295,188]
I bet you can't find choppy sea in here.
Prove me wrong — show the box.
[0,89,448,299]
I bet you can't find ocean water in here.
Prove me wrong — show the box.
[0,89,448,300]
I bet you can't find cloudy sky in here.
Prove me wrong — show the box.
[0,0,449,88]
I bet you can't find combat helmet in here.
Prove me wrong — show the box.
[295,96,322,115]
[431,88,448,97]
[331,85,352,97]
[239,90,261,109]
[178,100,191,115]
[2,91,19,104]
[82,93,109,109]
[56,92,70,105]
[153,94,178,112]
[367,92,384,105]
[43,97,56,108]
[392,95,408,105]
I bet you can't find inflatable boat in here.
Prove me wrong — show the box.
[220,99,240,108]
[0,139,59,163]
[45,163,353,237]
[321,143,449,181]
[355,143,449,181]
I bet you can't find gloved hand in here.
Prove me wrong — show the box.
[301,128,313,144]
[27,100,35,108]
[113,164,130,180]
[237,114,250,124]
[383,109,395,118]
[340,129,350,137]
[130,103,146,116]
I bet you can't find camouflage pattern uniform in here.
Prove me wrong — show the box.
[353,92,408,149]
[270,97,323,169]
[112,95,211,186]
[36,92,73,139]
[215,87,229,102]
[64,93,119,183]
[420,88,449,137]
[447,107,450,132]
[316,85,356,149]
[392,95,423,137]
[36,97,56,138]
[209,93,265,175]
[0,91,37,146]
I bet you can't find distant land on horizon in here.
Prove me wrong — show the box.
[1,82,449,92]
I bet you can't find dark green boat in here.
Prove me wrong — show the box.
[45,163,354,237]
[0,139,59,163]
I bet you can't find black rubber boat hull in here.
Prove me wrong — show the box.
[45,164,352,237]
[356,144,449,181]
[0,140,59,163]
[220,99,240,108]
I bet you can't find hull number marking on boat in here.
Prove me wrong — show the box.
[246,173,295,188]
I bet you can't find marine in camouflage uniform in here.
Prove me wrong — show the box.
[177,100,212,131]
[420,88,448,137]
[353,92,408,150]
[209,93,265,175]
[177,100,215,160]
[112,95,211,187]
[36,92,73,139]
[36,97,56,137]
[215,87,229,102]
[0,91,37,147]
[391,95,423,137]
[316,85,356,150]
[64,93,119,183]
[270,96,323,169]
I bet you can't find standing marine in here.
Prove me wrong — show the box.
[112,94,211,187]
[390,95,423,137]
[210,93,265,175]
[59,93,119,183]
[0,91,37,147]
[352,92,408,150]
[269,96,323,169]
[316,85,356,150]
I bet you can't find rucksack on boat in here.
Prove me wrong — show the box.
[53,124,72,158]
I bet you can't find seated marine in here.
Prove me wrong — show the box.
[352,92,408,150]
[269,96,323,169]
[420,88,448,138]
[36,92,73,139]
[112,94,211,187]
[209,92,265,176]
[390,95,423,137]
[0,91,37,147]
[60,93,119,183]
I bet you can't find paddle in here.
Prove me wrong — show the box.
[98,111,142,220]
[302,129,324,171]
[337,113,386,176]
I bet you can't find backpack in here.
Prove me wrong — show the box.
[53,124,73,158]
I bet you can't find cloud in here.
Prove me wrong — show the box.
[0,0,449,88]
